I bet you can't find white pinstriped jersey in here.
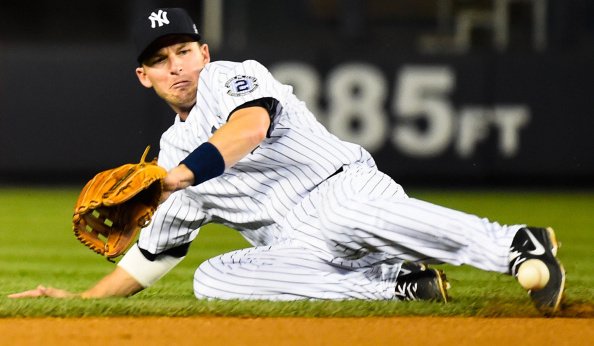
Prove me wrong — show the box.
[138,60,375,254]
[133,59,523,301]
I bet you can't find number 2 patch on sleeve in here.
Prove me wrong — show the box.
[225,75,259,96]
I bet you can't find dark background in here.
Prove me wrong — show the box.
[1,0,593,187]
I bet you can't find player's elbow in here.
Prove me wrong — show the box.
[227,106,271,148]
[245,110,270,146]
[252,120,269,144]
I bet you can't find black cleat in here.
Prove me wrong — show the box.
[394,262,450,302]
[509,227,566,315]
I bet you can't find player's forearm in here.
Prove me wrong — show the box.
[209,106,270,167]
[164,106,269,192]
[80,266,144,298]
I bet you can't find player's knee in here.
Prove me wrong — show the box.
[193,260,214,299]
[192,258,231,300]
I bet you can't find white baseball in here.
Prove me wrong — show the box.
[517,259,550,290]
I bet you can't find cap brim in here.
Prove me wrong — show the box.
[137,33,201,64]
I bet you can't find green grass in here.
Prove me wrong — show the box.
[1,187,593,318]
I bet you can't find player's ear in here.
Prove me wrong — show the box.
[199,43,211,64]
[135,67,153,88]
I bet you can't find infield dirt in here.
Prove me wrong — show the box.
[2,316,593,345]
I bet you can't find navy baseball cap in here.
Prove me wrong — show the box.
[132,8,201,63]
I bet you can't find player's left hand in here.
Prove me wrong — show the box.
[7,285,77,299]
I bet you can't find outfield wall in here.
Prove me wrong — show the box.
[1,0,593,186]
[0,45,592,186]
[0,46,594,187]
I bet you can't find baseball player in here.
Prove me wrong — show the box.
[9,8,565,313]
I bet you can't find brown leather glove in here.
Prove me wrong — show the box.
[72,146,167,260]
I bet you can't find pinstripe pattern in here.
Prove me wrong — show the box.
[194,243,399,300]
[137,59,523,300]
[312,164,520,272]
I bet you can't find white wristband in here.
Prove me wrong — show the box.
[118,243,184,288]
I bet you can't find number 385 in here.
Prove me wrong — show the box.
[271,63,529,158]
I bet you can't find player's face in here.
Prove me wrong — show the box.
[136,39,210,117]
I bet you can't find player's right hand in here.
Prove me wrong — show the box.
[160,164,195,203]
[7,285,77,299]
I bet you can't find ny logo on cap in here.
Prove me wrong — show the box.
[148,10,169,28]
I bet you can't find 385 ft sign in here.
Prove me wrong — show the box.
[271,63,530,159]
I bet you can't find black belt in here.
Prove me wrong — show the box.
[327,167,344,180]
[314,167,344,190]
